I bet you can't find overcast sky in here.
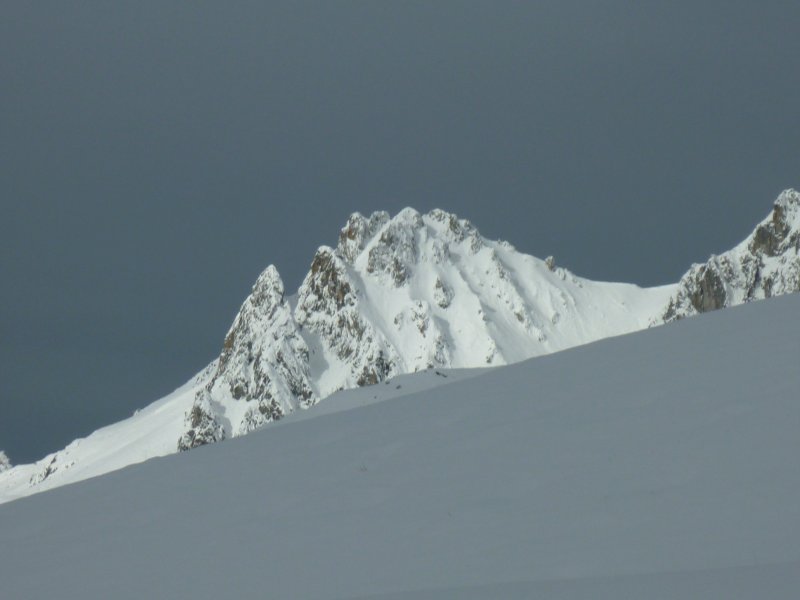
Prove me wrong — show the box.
[2,1,799,463]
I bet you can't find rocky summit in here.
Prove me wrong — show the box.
[177,207,672,450]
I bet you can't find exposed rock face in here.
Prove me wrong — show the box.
[0,451,11,474]
[296,246,399,388]
[178,266,314,450]
[433,277,454,308]
[365,208,424,286]
[177,394,225,451]
[661,189,800,322]
[338,211,389,263]
[427,208,485,254]
[177,207,676,451]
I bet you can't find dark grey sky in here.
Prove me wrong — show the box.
[2,2,799,463]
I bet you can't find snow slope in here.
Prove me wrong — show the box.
[0,294,798,599]
[0,365,211,503]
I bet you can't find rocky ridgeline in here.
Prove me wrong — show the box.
[661,189,800,322]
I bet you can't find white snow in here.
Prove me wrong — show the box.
[0,294,798,599]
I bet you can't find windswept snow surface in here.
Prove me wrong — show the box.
[0,295,798,599]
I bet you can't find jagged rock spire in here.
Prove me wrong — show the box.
[178,265,314,450]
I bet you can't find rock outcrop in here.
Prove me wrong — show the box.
[661,189,800,322]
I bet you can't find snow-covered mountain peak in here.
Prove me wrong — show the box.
[424,207,481,243]
[1,207,677,492]
[341,207,482,266]
[351,207,489,288]
[660,189,800,322]
[748,188,800,257]
[337,210,389,262]
[392,205,424,223]
[774,187,799,212]
[299,246,358,312]
[248,264,285,306]
[7,192,800,502]
[169,206,676,452]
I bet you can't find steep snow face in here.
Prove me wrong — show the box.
[660,189,800,322]
[180,207,675,451]
[0,452,10,473]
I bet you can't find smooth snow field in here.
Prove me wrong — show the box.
[1,295,799,599]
